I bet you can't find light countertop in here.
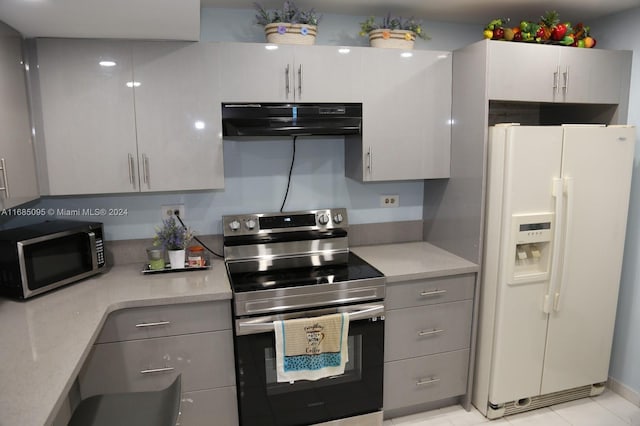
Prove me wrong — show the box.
[352,241,479,283]
[0,259,231,426]
[1,241,478,426]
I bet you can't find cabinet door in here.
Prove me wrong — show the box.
[219,42,294,102]
[292,45,363,102]
[37,39,138,195]
[133,42,224,192]
[487,41,560,103]
[0,27,38,208]
[559,48,630,104]
[358,49,451,181]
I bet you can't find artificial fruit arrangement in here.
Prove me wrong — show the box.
[483,11,596,48]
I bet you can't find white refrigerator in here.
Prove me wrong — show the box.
[473,124,635,418]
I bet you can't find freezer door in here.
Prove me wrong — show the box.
[486,125,564,404]
[541,126,635,394]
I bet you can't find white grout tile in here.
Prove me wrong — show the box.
[551,397,629,425]
[385,391,640,426]
[387,409,453,426]
[504,407,570,425]
[435,405,500,425]
[593,390,640,424]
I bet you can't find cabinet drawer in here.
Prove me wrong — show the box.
[384,300,472,361]
[79,330,235,397]
[386,274,475,310]
[180,386,238,426]
[383,349,469,411]
[97,301,231,343]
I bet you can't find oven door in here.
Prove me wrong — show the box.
[234,303,384,426]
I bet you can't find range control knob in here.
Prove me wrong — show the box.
[318,214,330,226]
[245,219,257,230]
[229,220,241,231]
[333,213,344,224]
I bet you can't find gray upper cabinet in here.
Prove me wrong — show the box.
[36,39,224,195]
[0,23,38,208]
[487,40,631,104]
[346,49,452,181]
[36,39,138,195]
[132,42,224,192]
[218,43,362,102]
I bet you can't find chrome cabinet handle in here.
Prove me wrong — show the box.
[367,147,373,176]
[552,65,559,94]
[127,154,135,188]
[298,64,302,97]
[135,321,171,328]
[416,377,440,386]
[140,366,175,375]
[142,154,150,187]
[0,158,9,198]
[420,289,446,297]
[285,64,290,98]
[562,66,569,94]
[418,328,444,337]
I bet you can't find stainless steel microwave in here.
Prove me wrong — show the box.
[0,220,106,299]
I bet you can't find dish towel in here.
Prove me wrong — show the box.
[274,312,349,383]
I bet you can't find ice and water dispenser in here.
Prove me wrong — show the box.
[508,213,553,284]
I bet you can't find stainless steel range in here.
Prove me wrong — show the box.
[223,208,386,426]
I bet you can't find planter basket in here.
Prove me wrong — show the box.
[264,23,317,45]
[369,29,416,49]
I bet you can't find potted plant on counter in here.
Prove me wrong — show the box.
[153,216,194,269]
[359,14,430,49]
[254,1,321,45]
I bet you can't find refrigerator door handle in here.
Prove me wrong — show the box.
[545,177,565,314]
[554,177,574,312]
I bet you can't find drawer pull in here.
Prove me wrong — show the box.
[135,321,171,328]
[420,289,446,297]
[418,328,444,337]
[416,377,440,386]
[140,367,175,375]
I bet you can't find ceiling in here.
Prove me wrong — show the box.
[1,0,639,40]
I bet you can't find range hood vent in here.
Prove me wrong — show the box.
[222,103,362,137]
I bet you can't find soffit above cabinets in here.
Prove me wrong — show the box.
[0,0,638,40]
[0,0,200,40]
[204,0,640,25]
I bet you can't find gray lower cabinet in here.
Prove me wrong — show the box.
[78,301,238,426]
[383,274,475,415]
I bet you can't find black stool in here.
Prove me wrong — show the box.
[68,374,181,426]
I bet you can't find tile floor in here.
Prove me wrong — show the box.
[383,390,640,425]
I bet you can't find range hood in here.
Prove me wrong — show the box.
[222,103,362,137]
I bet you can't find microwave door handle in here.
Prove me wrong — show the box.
[87,231,98,270]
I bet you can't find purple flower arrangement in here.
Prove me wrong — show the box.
[254,1,320,26]
[153,217,194,250]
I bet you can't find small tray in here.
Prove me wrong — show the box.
[141,262,212,275]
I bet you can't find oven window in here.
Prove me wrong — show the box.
[264,335,362,395]
[235,318,384,426]
[23,234,92,290]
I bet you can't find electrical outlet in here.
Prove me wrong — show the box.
[161,204,185,220]
[380,195,399,208]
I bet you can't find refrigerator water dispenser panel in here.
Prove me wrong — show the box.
[508,213,554,285]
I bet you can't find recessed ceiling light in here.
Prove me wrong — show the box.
[400,52,413,58]
[99,60,117,67]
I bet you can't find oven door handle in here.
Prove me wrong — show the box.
[236,304,385,335]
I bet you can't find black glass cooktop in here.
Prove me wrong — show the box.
[226,252,384,293]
